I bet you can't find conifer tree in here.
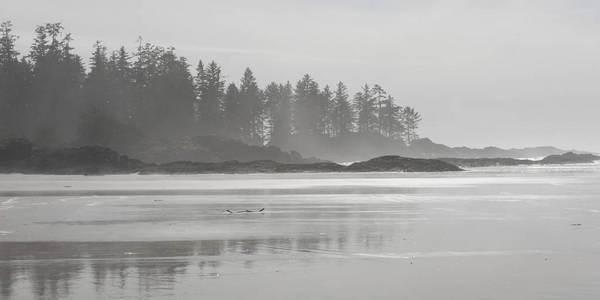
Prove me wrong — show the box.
[265,81,292,146]
[239,68,264,144]
[331,82,354,136]
[196,61,224,135]
[353,84,377,134]
[372,84,387,135]
[293,74,320,135]
[0,21,31,137]
[380,96,403,139]
[222,83,242,139]
[402,106,422,144]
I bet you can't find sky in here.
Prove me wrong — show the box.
[2,0,600,152]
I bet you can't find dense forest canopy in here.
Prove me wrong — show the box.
[0,21,422,152]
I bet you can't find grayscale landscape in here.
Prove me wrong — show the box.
[1,165,600,299]
[1,1,600,299]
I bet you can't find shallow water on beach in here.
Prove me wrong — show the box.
[1,164,600,299]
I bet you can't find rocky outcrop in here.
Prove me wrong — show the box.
[0,139,463,174]
[440,152,600,168]
[439,157,537,168]
[346,155,463,172]
[540,152,600,164]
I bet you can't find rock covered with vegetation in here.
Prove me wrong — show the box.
[0,138,463,174]
[346,155,462,172]
[440,152,600,168]
[540,152,600,164]
[0,138,145,174]
[439,157,537,168]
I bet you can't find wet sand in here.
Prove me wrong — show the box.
[1,164,599,299]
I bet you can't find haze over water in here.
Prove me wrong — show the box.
[1,164,599,299]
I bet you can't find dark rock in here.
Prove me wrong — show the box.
[346,155,463,172]
[540,152,600,164]
[439,157,537,168]
[0,140,463,174]
[0,138,33,162]
[439,152,600,168]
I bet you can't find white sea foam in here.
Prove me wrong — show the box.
[1,197,17,205]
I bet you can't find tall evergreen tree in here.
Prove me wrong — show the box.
[106,46,133,122]
[319,85,334,136]
[196,60,224,135]
[402,106,422,144]
[131,41,162,132]
[331,82,354,136]
[0,21,30,137]
[353,84,376,134]
[372,84,387,135]
[264,81,292,146]
[239,68,264,144]
[28,23,85,144]
[380,96,403,140]
[293,74,321,135]
[153,48,196,136]
[222,83,242,139]
[83,41,110,111]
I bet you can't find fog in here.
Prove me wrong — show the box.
[2,0,600,152]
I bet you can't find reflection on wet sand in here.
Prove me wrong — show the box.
[0,226,405,299]
[2,168,600,299]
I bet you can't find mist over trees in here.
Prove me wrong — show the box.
[0,22,422,154]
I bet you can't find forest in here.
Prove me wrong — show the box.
[0,21,422,159]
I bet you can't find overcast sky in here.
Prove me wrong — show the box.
[3,0,600,151]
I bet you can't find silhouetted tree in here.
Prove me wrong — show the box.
[353,84,376,134]
[222,83,242,139]
[293,74,321,135]
[196,60,224,135]
[239,68,264,144]
[106,46,133,122]
[29,23,85,144]
[265,81,292,146]
[402,106,421,144]
[0,21,426,150]
[0,21,31,137]
[153,48,196,136]
[331,82,354,136]
[319,85,334,136]
[83,41,110,111]
[380,96,403,140]
[372,84,386,135]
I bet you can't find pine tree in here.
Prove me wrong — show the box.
[239,68,264,144]
[402,106,422,144]
[0,21,18,66]
[264,81,292,146]
[293,74,321,135]
[131,41,162,132]
[372,84,387,135]
[353,84,376,134]
[0,21,30,137]
[319,85,334,136]
[107,46,133,123]
[154,48,196,136]
[28,23,85,144]
[222,83,242,139]
[331,82,354,136]
[380,96,403,140]
[83,41,110,111]
[197,60,224,135]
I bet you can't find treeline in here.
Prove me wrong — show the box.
[0,21,422,149]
